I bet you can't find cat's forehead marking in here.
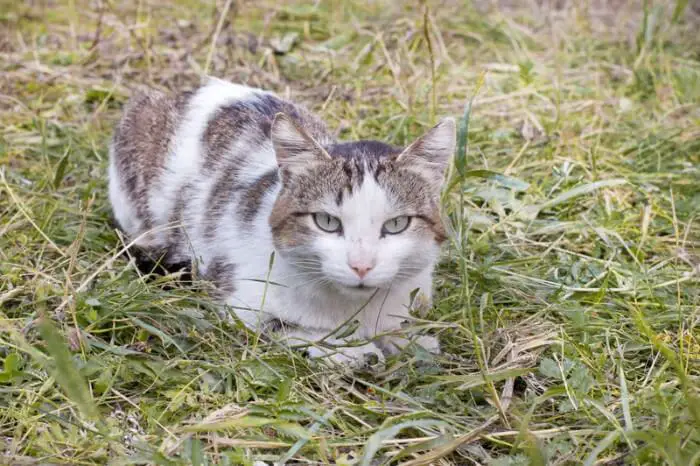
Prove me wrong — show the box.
[325,141,401,205]
[283,143,438,215]
[337,172,391,228]
[328,141,402,159]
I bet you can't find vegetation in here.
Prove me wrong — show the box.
[1,0,698,464]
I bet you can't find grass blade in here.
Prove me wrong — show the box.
[278,408,335,464]
[37,317,99,421]
[454,73,486,178]
[619,364,634,432]
[360,419,447,466]
[672,0,689,23]
[182,415,275,432]
[583,430,620,466]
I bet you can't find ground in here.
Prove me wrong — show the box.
[1,0,699,464]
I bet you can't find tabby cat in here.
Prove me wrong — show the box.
[109,78,455,366]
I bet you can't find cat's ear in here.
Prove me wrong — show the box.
[271,113,331,175]
[396,118,456,183]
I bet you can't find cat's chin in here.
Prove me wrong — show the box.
[332,282,379,297]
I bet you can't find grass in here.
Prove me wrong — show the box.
[1,0,699,464]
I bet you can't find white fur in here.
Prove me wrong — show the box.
[147,80,260,246]
[111,79,444,367]
[206,170,441,366]
[108,148,143,243]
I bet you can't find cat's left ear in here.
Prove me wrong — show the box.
[396,118,456,183]
[271,113,331,176]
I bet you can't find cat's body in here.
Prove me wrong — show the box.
[109,78,455,365]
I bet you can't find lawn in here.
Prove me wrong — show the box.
[1,0,699,464]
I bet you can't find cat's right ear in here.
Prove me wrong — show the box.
[271,113,331,176]
[395,118,456,184]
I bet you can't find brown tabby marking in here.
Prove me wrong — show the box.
[202,104,251,169]
[112,90,191,228]
[252,94,331,144]
[168,182,192,260]
[204,169,242,240]
[206,257,236,295]
[239,170,279,223]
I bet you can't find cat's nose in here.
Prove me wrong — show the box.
[349,263,374,279]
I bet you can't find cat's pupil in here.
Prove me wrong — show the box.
[314,213,341,233]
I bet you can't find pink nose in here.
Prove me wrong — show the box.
[350,264,373,279]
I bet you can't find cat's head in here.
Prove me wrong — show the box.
[269,113,455,295]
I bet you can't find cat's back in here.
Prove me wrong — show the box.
[109,78,331,249]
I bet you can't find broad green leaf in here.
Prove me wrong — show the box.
[463,169,530,191]
[539,357,561,379]
[539,179,627,210]
[3,353,21,374]
[274,421,311,440]
[276,378,292,403]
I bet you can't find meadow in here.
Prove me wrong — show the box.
[1,0,699,464]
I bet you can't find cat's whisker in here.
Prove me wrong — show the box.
[290,262,323,269]
[276,272,326,282]
[287,266,321,273]
[293,277,334,289]
[290,263,322,270]
[282,267,323,273]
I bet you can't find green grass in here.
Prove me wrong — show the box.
[1,0,699,464]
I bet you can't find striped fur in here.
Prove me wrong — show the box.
[109,77,455,366]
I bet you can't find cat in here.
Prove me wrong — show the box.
[109,77,455,366]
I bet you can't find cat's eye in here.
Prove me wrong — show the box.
[382,216,411,235]
[313,212,342,233]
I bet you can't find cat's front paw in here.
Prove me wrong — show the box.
[379,334,441,355]
[414,335,441,354]
[308,342,385,369]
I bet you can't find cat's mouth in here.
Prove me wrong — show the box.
[346,283,373,290]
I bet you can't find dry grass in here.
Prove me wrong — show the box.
[1,0,699,464]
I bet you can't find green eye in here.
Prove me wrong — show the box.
[313,212,342,233]
[382,216,411,235]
